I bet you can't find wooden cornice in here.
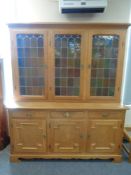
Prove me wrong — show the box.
[7,22,130,29]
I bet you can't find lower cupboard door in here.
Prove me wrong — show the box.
[87,119,123,153]
[49,120,87,153]
[12,119,47,153]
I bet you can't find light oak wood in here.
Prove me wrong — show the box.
[8,23,130,29]
[10,153,122,163]
[50,111,85,119]
[7,23,128,162]
[112,156,122,163]
[10,29,49,101]
[11,118,47,153]
[11,110,48,118]
[9,24,128,102]
[10,156,20,163]
[49,119,87,153]
[87,30,126,102]
[87,118,123,153]
[7,102,127,110]
[8,107,126,162]
[50,30,86,100]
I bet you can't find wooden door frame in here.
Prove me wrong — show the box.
[49,30,87,101]
[10,29,49,101]
[86,29,126,102]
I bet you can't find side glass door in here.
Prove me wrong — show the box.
[87,31,125,101]
[12,30,48,100]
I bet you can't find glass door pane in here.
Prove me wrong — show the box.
[54,34,81,97]
[90,35,119,96]
[16,33,45,96]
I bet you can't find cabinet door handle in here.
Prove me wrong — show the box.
[74,143,79,148]
[80,134,84,139]
[42,134,46,139]
[26,113,32,117]
[64,112,70,118]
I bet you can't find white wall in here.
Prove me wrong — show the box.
[125,107,131,126]
[10,0,131,23]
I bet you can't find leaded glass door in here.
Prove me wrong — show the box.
[12,30,48,100]
[51,31,85,99]
[87,31,124,101]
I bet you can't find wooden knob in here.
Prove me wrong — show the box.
[64,112,70,118]
[102,113,109,117]
[42,134,46,138]
[26,113,32,117]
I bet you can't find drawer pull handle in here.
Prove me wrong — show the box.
[102,113,109,117]
[64,112,70,118]
[26,113,32,117]
[80,134,84,139]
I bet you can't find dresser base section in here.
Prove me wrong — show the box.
[8,104,126,163]
[10,153,122,163]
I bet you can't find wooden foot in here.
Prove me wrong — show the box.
[113,156,122,163]
[10,156,20,163]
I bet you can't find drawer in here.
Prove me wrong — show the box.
[11,110,48,118]
[50,111,85,119]
[88,111,124,119]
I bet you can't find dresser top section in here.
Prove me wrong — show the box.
[6,102,127,110]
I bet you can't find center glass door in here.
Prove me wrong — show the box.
[51,31,85,99]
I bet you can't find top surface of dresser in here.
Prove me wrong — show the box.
[6,102,127,110]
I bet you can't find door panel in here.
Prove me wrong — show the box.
[49,119,87,153]
[11,30,48,100]
[50,31,86,100]
[12,119,46,153]
[87,30,125,101]
[87,119,122,153]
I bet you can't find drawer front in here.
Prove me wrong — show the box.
[88,111,124,119]
[50,111,85,119]
[11,110,48,118]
